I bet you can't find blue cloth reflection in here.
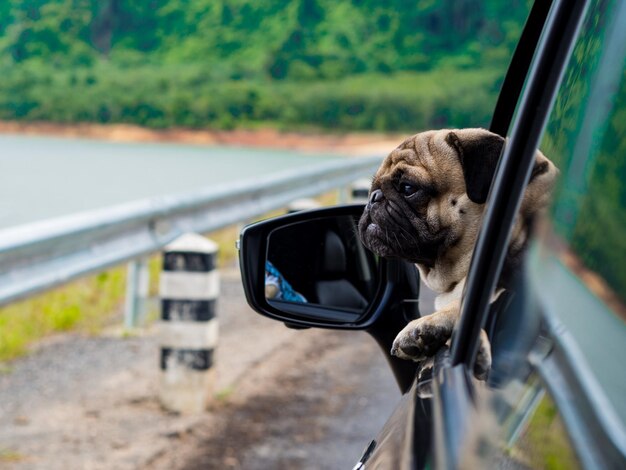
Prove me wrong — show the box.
[265,261,307,303]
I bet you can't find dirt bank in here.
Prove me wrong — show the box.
[0,121,404,156]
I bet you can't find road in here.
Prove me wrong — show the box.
[0,265,407,469]
[0,134,342,229]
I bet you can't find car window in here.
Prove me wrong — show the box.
[473,1,626,465]
[529,0,626,426]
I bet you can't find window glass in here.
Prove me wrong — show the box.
[476,2,625,466]
[473,371,581,469]
[529,0,626,424]
[505,376,581,470]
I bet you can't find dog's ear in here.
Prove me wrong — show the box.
[445,130,505,204]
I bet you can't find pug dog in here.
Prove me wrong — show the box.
[358,128,557,378]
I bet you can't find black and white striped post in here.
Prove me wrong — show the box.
[351,178,371,203]
[158,233,219,413]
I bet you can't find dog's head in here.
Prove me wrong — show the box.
[359,128,556,273]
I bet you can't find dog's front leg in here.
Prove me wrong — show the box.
[391,304,459,362]
[391,304,492,379]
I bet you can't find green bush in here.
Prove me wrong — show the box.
[0,64,502,132]
[0,0,529,132]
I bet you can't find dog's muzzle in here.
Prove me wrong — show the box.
[359,189,408,259]
[359,189,440,266]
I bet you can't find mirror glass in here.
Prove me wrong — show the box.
[265,215,379,322]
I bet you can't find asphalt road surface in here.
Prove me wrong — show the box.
[0,266,430,469]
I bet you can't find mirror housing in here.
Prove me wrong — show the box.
[239,204,418,329]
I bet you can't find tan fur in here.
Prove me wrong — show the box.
[372,130,481,292]
[360,128,558,375]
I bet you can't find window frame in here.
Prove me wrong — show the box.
[449,0,588,376]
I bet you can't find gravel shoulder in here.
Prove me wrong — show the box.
[0,266,400,469]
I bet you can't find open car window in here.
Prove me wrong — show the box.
[529,0,626,428]
[478,0,626,465]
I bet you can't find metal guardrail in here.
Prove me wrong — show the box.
[0,156,381,308]
[534,309,626,466]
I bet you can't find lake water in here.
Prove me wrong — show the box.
[0,134,343,229]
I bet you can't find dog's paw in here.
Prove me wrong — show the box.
[473,329,492,381]
[391,314,493,382]
[390,315,453,362]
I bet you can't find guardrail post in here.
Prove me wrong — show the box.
[351,178,371,203]
[158,233,219,413]
[124,257,149,330]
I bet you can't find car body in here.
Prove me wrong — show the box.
[238,0,626,468]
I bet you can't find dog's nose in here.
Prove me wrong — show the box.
[369,189,384,204]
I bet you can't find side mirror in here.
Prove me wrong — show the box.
[239,205,392,329]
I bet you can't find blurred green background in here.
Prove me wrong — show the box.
[0,0,530,132]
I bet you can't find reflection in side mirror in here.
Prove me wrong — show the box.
[265,215,379,322]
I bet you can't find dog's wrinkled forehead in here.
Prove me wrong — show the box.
[374,129,464,190]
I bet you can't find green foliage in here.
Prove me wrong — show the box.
[518,395,581,469]
[0,264,126,361]
[543,0,626,304]
[569,74,626,302]
[0,63,503,131]
[0,0,529,131]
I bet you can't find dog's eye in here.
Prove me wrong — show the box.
[400,183,420,196]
